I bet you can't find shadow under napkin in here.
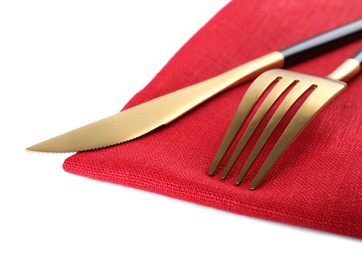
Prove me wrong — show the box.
[64,0,362,238]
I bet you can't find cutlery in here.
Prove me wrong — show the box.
[27,19,362,152]
[209,48,362,189]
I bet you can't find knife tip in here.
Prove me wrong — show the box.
[25,143,71,153]
[25,145,44,153]
[25,145,36,152]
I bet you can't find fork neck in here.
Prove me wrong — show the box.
[327,49,362,82]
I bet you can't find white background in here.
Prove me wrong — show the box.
[1,1,361,259]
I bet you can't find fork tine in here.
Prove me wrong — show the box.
[208,76,281,175]
[235,81,314,185]
[221,78,299,180]
[250,81,345,189]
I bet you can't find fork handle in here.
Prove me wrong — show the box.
[354,48,362,64]
[328,48,362,82]
[280,19,362,67]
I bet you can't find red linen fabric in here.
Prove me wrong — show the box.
[63,0,362,238]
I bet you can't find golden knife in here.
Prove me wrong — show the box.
[27,19,362,152]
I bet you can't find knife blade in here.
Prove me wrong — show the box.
[27,19,362,153]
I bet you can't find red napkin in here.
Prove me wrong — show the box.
[64,0,362,238]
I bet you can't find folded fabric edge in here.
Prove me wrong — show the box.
[63,157,362,239]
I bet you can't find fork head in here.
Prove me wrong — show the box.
[209,69,346,189]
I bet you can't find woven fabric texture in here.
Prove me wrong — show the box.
[63,0,362,238]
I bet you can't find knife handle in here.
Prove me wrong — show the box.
[279,19,362,67]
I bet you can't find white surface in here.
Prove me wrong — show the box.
[1,1,361,259]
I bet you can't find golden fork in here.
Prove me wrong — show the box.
[209,49,362,189]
